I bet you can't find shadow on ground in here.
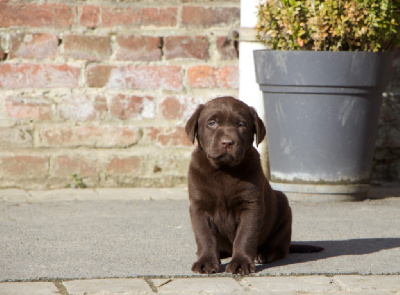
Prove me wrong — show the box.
[218,238,400,273]
[254,238,400,272]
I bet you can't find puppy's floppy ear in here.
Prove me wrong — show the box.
[250,107,266,146]
[185,104,204,144]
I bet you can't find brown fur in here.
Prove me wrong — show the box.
[185,96,322,275]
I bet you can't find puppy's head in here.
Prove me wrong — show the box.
[185,96,266,167]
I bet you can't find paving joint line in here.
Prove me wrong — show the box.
[236,277,257,292]
[53,280,69,295]
[143,277,158,293]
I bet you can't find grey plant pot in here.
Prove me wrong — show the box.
[253,50,394,199]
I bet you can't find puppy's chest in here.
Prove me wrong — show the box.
[200,193,245,232]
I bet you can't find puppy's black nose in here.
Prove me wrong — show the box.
[221,138,234,148]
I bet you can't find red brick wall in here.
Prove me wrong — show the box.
[0,1,399,189]
[0,1,240,189]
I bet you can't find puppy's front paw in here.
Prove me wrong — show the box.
[226,257,255,275]
[191,258,220,274]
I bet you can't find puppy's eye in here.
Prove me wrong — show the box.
[208,120,217,127]
[238,122,246,128]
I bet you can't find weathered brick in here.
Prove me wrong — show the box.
[86,65,182,90]
[0,127,33,148]
[0,3,76,27]
[187,65,238,88]
[145,127,191,147]
[159,96,203,121]
[115,36,162,61]
[216,65,239,88]
[110,95,155,120]
[0,64,80,88]
[0,155,49,179]
[52,155,98,178]
[10,33,58,59]
[106,156,142,175]
[102,7,177,27]
[182,6,239,27]
[5,97,52,120]
[39,126,140,148]
[187,65,216,88]
[164,36,209,60]
[58,95,107,121]
[80,5,100,28]
[63,35,111,60]
[217,36,238,60]
[160,96,183,120]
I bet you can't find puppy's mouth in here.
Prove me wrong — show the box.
[207,151,243,167]
[209,153,234,162]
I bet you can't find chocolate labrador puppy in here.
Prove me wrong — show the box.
[185,96,322,275]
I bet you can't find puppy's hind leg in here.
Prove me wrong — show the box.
[257,227,291,264]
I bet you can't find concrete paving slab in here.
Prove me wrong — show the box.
[335,275,400,292]
[94,187,188,201]
[0,276,399,294]
[0,188,399,282]
[156,277,243,293]
[244,276,340,293]
[0,189,30,202]
[0,282,59,295]
[63,278,152,295]
[0,188,189,203]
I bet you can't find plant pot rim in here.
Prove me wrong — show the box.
[253,49,394,87]
[254,49,396,55]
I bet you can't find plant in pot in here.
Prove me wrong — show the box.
[253,0,400,199]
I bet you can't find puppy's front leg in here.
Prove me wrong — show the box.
[226,209,259,275]
[189,205,220,274]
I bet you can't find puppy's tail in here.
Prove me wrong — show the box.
[289,244,324,253]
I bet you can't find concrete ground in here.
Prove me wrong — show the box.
[0,185,399,294]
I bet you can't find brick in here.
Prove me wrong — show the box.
[63,35,111,60]
[145,127,191,147]
[216,65,239,88]
[164,36,209,60]
[102,7,177,27]
[182,6,240,27]
[80,5,100,28]
[160,96,183,120]
[110,95,155,120]
[217,36,238,60]
[0,155,49,179]
[39,126,140,148]
[52,155,98,178]
[5,97,51,120]
[160,96,204,121]
[0,64,80,88]
[0,127,33,148]
[187,65,216,88]
[187,65,238,88]
[115,36,162,61]
[10,33,58,59]
[106,156,142,175]
[0,3,76,27]
[58,95,107,121]
[86,65,182,90]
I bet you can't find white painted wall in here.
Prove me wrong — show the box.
[239,0,266,153]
